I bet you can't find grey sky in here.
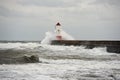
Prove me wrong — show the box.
[0,0,120,40]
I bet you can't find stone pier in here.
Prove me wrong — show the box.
[51,40,120,53]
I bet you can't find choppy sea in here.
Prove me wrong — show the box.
[0,41,120,80]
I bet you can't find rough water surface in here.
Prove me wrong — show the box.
[0,42,120,80]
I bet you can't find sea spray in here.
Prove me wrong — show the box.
[41,32,55,44]
[60,29,74,40]
[41,29,74,44]
[41,22,75,44]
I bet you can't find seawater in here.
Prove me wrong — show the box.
[0,42,120,80]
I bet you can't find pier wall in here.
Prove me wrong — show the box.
[51,40,120,53]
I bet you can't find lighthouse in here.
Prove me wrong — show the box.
[55,22,62,40]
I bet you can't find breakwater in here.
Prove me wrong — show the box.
[51,40,120,53]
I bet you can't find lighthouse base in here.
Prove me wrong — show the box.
[56,36,62,40]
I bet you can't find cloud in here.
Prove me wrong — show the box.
[92,0,120,6]
[17,0,65,7]
[0,0,120,40]
[0,0,119,19]
[0,0,119,23]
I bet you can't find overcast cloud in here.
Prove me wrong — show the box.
[0,0,120,40]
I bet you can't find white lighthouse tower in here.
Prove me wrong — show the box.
[55,22,62,40]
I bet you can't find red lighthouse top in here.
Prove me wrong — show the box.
[56,22,61,26]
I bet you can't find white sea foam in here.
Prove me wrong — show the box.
[0,42,120,80]
[0,42,40,50]
[41,44,115,55]
[0,59,120,80]
[0,42,116,55]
